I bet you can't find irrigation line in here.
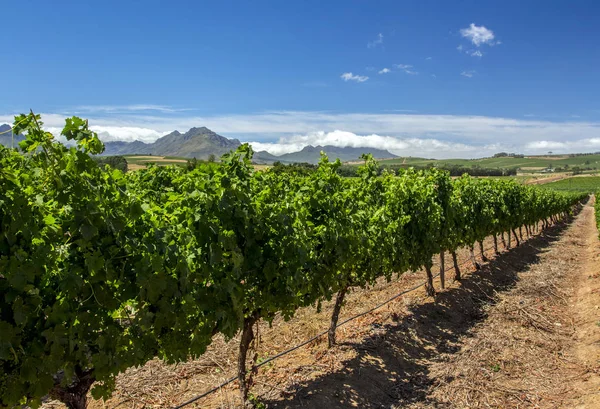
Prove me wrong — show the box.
[171,233,543,408]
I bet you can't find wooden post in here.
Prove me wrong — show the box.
[439,251,445,289]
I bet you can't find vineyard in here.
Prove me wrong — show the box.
[0,115,590,409]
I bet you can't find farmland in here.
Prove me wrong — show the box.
[379,154,600,172]
[122,155,189,170]
[537,176,600,193]
[4,114,599,409]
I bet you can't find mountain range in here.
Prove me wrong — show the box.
[0,124,398,163]
[101,127,242,159]
[255,145,398,164]
[101,126,397,163]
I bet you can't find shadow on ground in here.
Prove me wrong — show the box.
[264,220,573,409]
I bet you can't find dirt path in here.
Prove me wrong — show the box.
[569,198,600,408]
[399,199,600,408]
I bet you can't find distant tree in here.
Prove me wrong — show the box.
[187,157,198,170]
[93,155,128,172]
[208,153,216,163]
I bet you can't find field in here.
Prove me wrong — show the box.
[123,155,189,170]
[379,154,600,171]
[4,117,600,409]
[123,155,271,171]
[121,153,600,176]
[537,175,600,192]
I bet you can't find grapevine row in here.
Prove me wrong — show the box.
[0,114,587,408]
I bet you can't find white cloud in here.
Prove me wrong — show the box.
[378,68,391,74]
[367,33,384,48]
[4,110,600,158]
[425,57,432,60]
[91,126,167,143]
[341,72,369,82]
[431,74,437,78]
[525,141,567,150]
[524,138,600,152]
[394,64,418,75]
[470,50,483,58]
[460,24,496,47]
[249,130,487,157]
[457,44,464,52]
[72,104,193,114]
[461,70,476,78]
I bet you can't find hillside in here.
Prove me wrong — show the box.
[379,154,600,171]
[255,145,398,164]
[102,127,241,159]
[102,127,397,163]
[0,124,25,148]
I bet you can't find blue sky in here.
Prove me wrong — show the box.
[1,0,600,157]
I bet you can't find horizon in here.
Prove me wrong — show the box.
[4,119,600,160]
[2,1,599,159]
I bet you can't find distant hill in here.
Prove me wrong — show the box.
[253,150,282,162]
[102,127,397,163]
[257,145,398,164]
[102,127,241,159]
[0,124,25,148]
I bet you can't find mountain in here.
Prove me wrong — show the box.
[150,127,241,158]
[100,127,397,163]
[266,145,398,164]
[0,124,25,148]
[102,140,153,156]
[102,127,241,159]
[253,150,282,163]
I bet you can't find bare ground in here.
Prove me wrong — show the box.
[396,199,600,409]
[43,201,600,409]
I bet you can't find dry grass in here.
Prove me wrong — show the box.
[402,200,600,409]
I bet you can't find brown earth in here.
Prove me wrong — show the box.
[527,156,570,160]
[44,201,600,409]
[525,174,571,185]
[126,163,147,171]
[398,197,600,408]
[525,173,600,186]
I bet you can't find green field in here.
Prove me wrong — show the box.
[537,176,600,193]
[379,154,600,171]
[123,155,189,167]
